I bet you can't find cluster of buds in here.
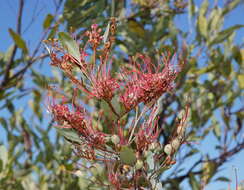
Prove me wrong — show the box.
[46,18,189,189]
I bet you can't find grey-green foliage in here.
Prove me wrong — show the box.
[0,0,243,189]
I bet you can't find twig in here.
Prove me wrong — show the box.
[161,141,244,185]
[0,0,24,89]
[106,100,120,118]
[0,0,63,91]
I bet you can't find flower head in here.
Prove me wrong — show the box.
[85,24,103,49]
[49,99,106,148]
[136,106,160,152]
[120,53,179,111]
[89,61,119,101]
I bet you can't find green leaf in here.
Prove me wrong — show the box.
[202,161,217,184]
[43,14,54,29]
[8,28,28,54]
[237,74,244,89]
[100,100,118,124]
[222,0,241,16]
[146,151,154,171]
[21,175,38,190]
[111,95,126,116]
[215,176,230,182]
[0,160,3,172]
[197,0,209,39]
[4,45,15,62]
[199,0,209,16]
[30,90,43,121]
[232,46,243,64]
[198,15,208,38]
[127,19,146,38]
[103,22,110,43]
[55,127,82,143]
[137,175,151,188]
[221,60,232,77]
[188,0,196,18]
[58,32,80,62]
[79,177,89,189]
[0,145,8,170]
[119,146,136,165]
[212,118,221,140]
[189,173,201,190]
[209,25,244,46]
[209,7,223,33]
[6,99,15,113]
[0,117,8,129]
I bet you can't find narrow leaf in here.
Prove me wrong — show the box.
[9,29,28,54]
[58,32,80,62]
[43,14,54,29]
[188,0,195,18]
[237,74,244,89]
[215,176,230,182]
[0,145,8,170]
[209,25,244,46]
[199,0,209,16]
[103,22,110,43]
[198,15,208,38]
[189,173,201,190]
[55,127,82,143]
[222,0,241,16]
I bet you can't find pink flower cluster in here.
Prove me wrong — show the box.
[90,62,119,101]
[120,54,178,111]
[135,107,161,153]
[48,24,179,113]
[46,21,187,189]
[85,24,103,49]
[50,102,106,148]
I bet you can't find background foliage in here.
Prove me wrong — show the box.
[0,0,243,189]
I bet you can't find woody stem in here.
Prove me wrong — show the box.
[106,100,120,118]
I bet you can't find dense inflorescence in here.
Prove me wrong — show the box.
[120,54,179,111]
[46,19,189,189]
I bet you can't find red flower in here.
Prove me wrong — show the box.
[89,61,119,101]
[85,24,103,49]
[120,53,179,111]
[136,106,160,152]
[50,101,106,146]
[108,171,121,190]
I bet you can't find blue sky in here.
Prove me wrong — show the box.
[0,0,243,189]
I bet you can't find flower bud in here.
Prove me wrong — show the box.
[111,134,120,145]
[171,139,180,150]
[135,160,143,170]
[164,144,172,155]
[177,125,185,135]
[149,142,161,151]
[104,136,111,143]
[143,150,150,157]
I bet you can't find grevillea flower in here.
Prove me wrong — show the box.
[108,171,121,190]
[135,106,160,152]
[120,53,179,111]
[46,22,189,189]
[50,101,106,147]
[89,60,119,101]
[85,24,103,49]
[50,103,86,132]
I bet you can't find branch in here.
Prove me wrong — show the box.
[161,140,244,185]
[0,0,63,91]
[0,0,24,88]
